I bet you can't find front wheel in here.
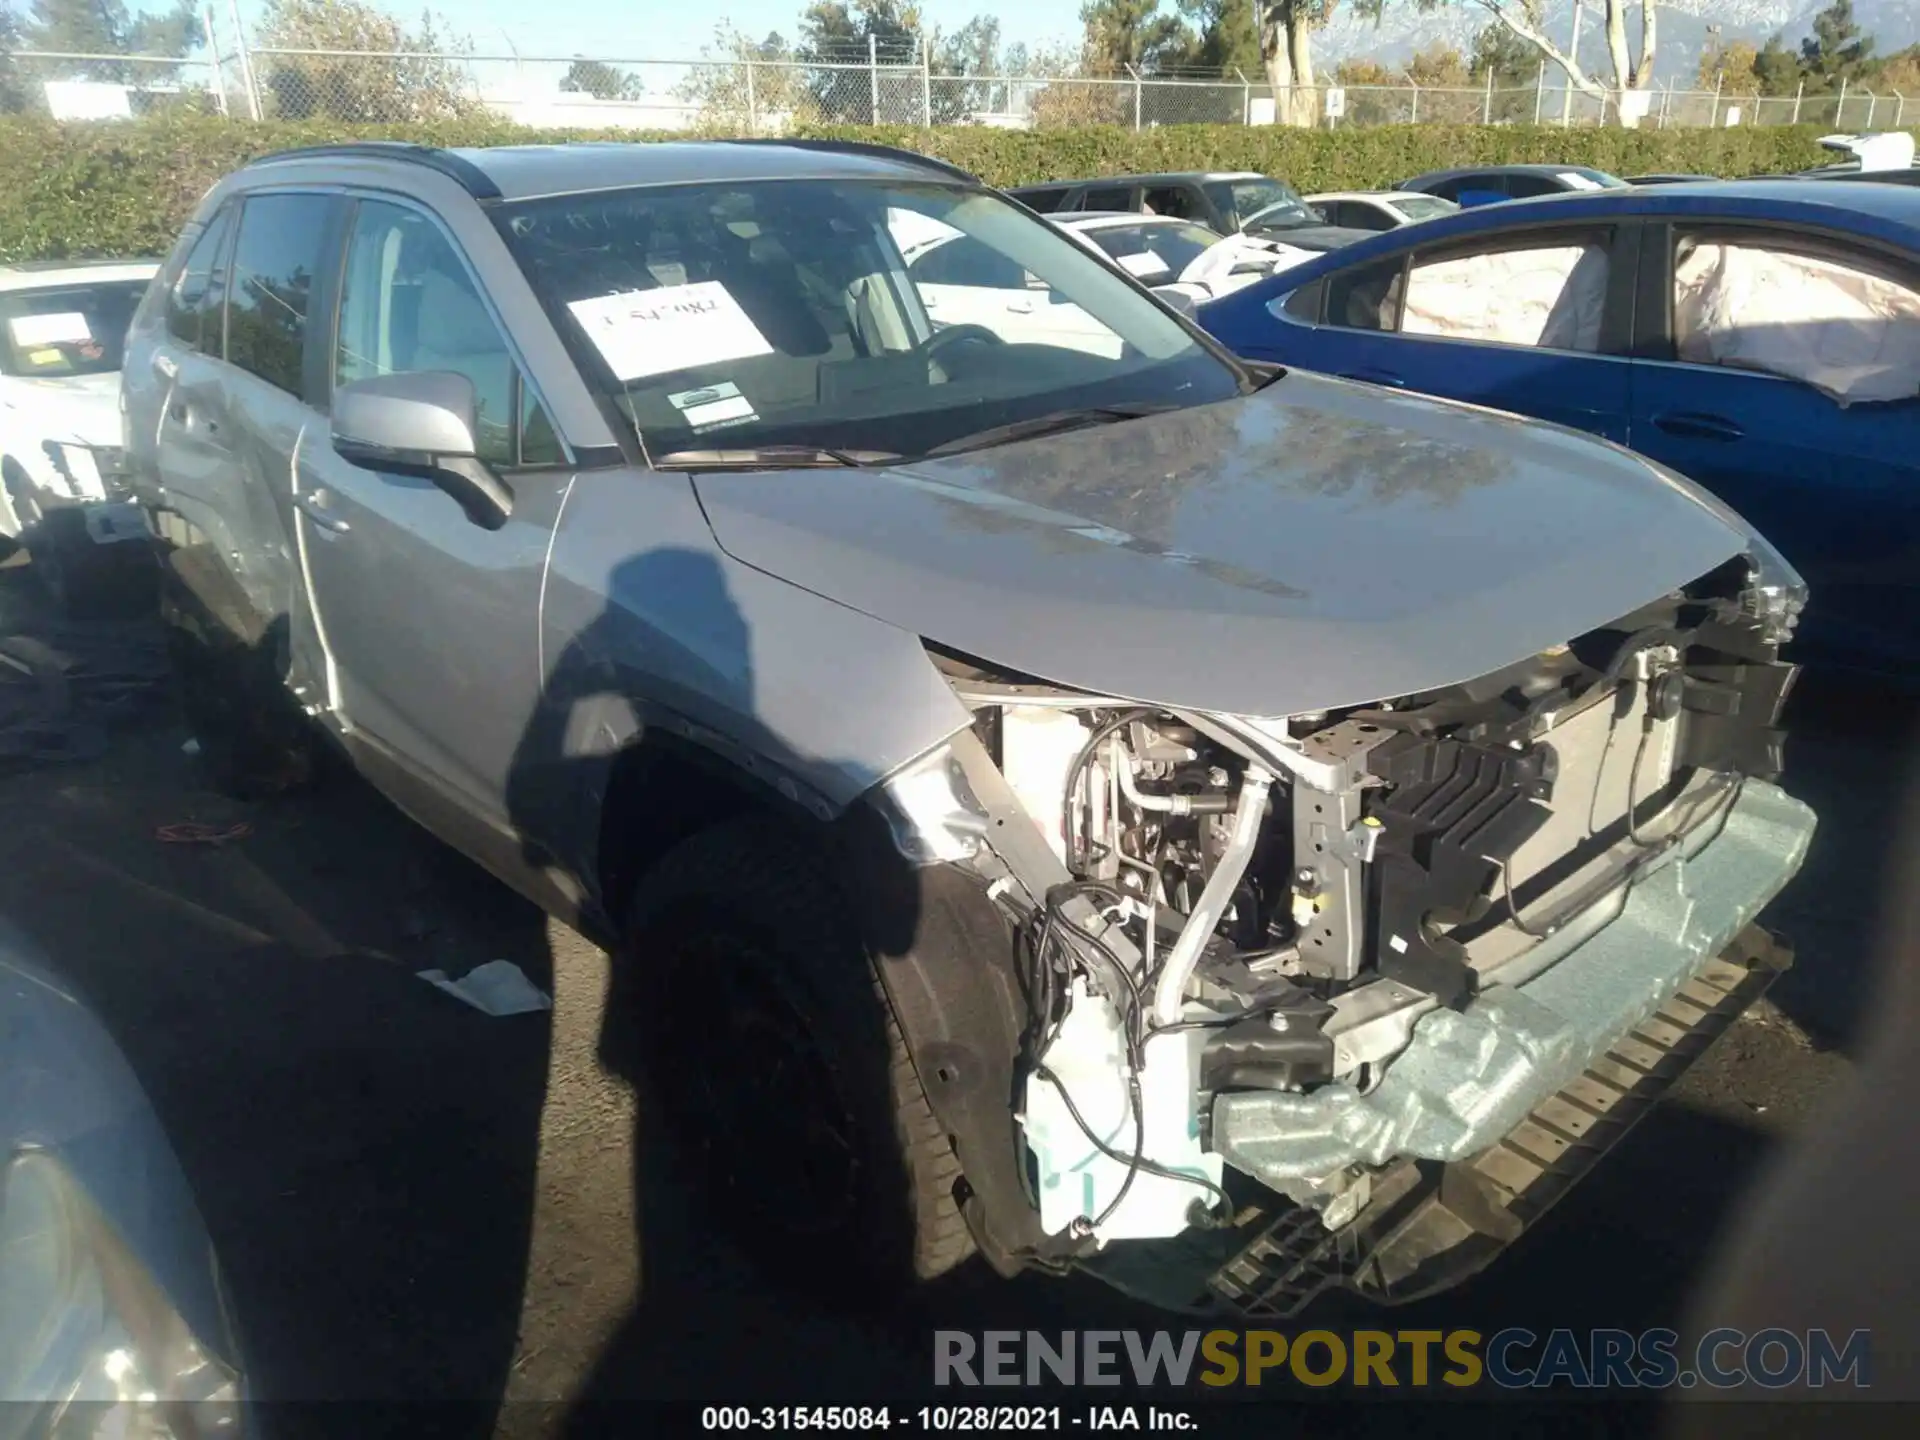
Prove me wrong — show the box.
[625,819,976,1293]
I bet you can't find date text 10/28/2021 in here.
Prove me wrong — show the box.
[702,1409,1191,1431]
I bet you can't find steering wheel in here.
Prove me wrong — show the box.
[920,322,1005,359]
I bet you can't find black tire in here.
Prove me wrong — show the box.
[158,546,319,799]
[625,818,976,1293]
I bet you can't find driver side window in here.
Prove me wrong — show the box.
[335,200,562,469]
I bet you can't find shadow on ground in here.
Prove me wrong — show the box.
[0,563,555,1421]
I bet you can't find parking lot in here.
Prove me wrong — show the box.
[1,545,1910,1428]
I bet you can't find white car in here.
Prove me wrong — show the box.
[1053,212,1318,305]
[0,259,159,614]
[887,207,1129,358]
[1305,190,1461,233]
[884,209,1314,350]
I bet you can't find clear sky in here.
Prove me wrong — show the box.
[200,0,1088,63]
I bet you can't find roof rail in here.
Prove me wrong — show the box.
[713,137,981,187]
[245,141,502,200]
[2,256,164,272]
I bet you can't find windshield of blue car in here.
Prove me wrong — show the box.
[1207,178,1309,231]
[0,281,146,378]
[1386,194,1458,222]
[1076,220,1223,281]
[1564,168,1631,189]
[498,179,1244,461]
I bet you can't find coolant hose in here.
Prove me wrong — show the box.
[1150,764,1275,1028]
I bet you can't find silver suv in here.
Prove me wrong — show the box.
[121,140,1816,1314]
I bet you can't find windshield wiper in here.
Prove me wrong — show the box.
[651,445,901,471]
[920,402,1175,459]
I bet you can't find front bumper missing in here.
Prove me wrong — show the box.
[1074,778,1813,1315]
[1209,923,1793,1316]
[1211,778,1815,1184]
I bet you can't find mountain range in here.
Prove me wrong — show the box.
[1318,0,1920,87]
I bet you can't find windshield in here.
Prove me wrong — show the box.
[498,179,1241,461]
[1210,178,1310,231]
[1559,168,1630,191]
[1386,194,1459,222]
[1076,220,1222,282]
[0,280,146,378]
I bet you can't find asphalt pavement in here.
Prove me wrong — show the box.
[0,553,1910,1434]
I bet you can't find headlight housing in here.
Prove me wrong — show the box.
[0,1150,242,1435]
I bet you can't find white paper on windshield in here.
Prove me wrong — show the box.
[1674,241,1920,405]
[668,380,757,432]
[1402,245,1608,351]
[1114,251,1171,279]
[1556,172,1606,191]
[569,283,773,383]
[9,311,92,346]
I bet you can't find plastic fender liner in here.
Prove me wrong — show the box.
[829,803,1046,1272]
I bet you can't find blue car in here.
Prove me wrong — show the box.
[1199,180,1920,678]
[1395,163,1629,208]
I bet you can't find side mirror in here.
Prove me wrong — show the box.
[331,371,513,531]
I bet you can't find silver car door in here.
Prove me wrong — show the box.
[293,195,575,823]
[195,190,345,664]
[127,204,251,581]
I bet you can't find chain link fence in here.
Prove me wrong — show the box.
[0,51,226,118]
[3,43,1909,133]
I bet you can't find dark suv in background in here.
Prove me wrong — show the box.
[1008,170,1370,252]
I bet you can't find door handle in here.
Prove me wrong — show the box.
[1007,297,1035,314]
[1652,411,1744,442]
[295,490,350,534]
[152,353,178,382]
[1340,369,1406,389]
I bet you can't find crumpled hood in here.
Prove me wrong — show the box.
[694,371,1755,717]
[9,371,121,447]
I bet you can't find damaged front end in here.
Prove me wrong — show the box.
[866,552,1816,1313]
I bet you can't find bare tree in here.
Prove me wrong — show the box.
[1259,0,1333,127]
[1362,0,1659,122]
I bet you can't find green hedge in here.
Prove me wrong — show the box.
[0,115,1897,262]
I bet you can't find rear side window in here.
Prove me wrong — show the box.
[1430,175,1504,204]
[1346,203,1398,233]
[226,192,335,398]
[1142,186,1201,221]
[1083,185,1136,211]
[1324,256,1406,331]
[1013,186,1069,213]
[1403,235,1611,351]
[1504,173,1563,199]
[1281,278,1324,322]
[167,205,234,353]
